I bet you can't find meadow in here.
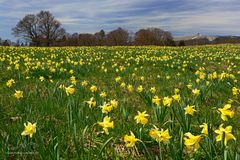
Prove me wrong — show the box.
[0,45,239,159]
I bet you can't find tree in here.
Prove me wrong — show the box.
[178,40,185,46]
[12,10,66,46]
[12,14,40,46]
[94,29,105,45]
[134,28,175,46]
[106,28,129,46]
[78,34,97,46]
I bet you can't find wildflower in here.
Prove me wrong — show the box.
[58,84,65,89]
[184,132,202,153]
[149,127,171,144]
[124,131,138,147]
[110,99,118,108]
[39,76,45,81]
[98,116,114,135]
[6,79,15,87]
[127,84,133,92]
[69,69,74,74]
[120,82,126,88]
[21,122,37,138]
[81,80,88,87]
[100,91,107,98]
[184,105,196,116]
[199,123,208,135]
[150,87,156,94]
[149,127,160,141]
[160,129,171,144]
[163,96,172,107]
[70,76,77,85]
[14,90,23,99]
[85,97,96,108]
[100,102,113,114]
[152,95,161,106]
[187,83,192,89]
[134,111,149,125]
[215,124,236,146]
[192,89,200,96]
[228,99,234,104]
[137,85,143,92]
[174,88,180,94]
[232,87,239,96]
[172,94,181,102]
[218,104,234,121]
[115,76,121,82]
[90,85,97,92]
[65,85,75,96]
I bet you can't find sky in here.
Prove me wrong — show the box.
[0,0,240,41]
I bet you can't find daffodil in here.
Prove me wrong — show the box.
[115,76,121,82]
[21,122,37,138]
[184,105,196,116]
[85,97,96,108]
[172,94,181,102]
[98,116,114,135]
[6,79,15,87]
[184,132,202,153]
[152,95,161,106]
[232,87,239,96]
[81,80,88,87]
[134,111,149,125]
[149,126,171,144]
[39,76,45,81]
[218,104,234,121]
[199,123,208,135]
[160,128,172,144]
[174,88,180,94]
[14,90,23,99]
[70,76,77,85]
[100,102,113,114]
[150,87,156,94]
[192,89,200,96]
[127,84,133,92]
[124,131,138,147]
[215,124,236,146]
[137,85,143,92]
[65,85,75,96]
[100,91,107,98]
[90,85,97,92]
[163,96,172,107]
[110,99,118,108]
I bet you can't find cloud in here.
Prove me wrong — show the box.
[0,0,240,40]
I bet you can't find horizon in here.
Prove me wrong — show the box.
[0,0,240,41]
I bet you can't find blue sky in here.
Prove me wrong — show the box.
[0,0,240,41]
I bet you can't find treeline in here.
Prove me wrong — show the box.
[11,10,175,47]
[2,10,240,47]
[0,38,15,46]
[58,27,175,46]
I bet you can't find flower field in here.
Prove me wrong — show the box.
[0,45,239,159]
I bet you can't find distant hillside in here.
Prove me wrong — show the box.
[174,34,240,46]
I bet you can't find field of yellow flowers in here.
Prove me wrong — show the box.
[0,45,239,159]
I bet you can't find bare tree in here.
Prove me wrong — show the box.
[134,28,175,46]
[37,11,65,46]
[94,29,105,45]
[12,11,66,46]
[106,28,129,46]
[12,14,40,46]
[78,34,97,46]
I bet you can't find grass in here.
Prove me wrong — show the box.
[0,45,239,159]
